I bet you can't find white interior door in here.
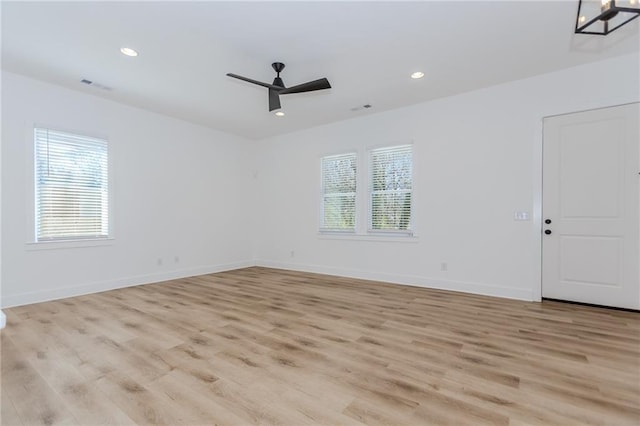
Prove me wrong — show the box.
[542,103,639,309]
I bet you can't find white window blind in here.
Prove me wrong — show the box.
[321,152,357,231]
[369,144,413,232]
[34,128,109,242]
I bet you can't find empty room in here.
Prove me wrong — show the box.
[1,1,639,425]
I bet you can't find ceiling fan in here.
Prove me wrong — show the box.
[227,62,331,112]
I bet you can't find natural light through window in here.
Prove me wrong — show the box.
[369,144,413,233]
[320,152,357,231]
[34,128,110,242]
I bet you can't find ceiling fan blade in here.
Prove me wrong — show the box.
[227,73,282,90]
[279,78,331,95]
[268,89,281,112]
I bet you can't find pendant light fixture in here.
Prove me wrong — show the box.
[575,0,640,35]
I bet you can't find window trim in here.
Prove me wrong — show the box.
[317,232,418,243]
[25,237,115,251]
[318,142,416,239]
[27,124,114,248]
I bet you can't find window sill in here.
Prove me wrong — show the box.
[318,232,418,243]
[25,238,114,251]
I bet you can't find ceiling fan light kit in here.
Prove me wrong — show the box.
[575,0,640,35]
[227,62,331,112]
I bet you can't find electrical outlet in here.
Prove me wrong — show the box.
[441,262,448,271]
[290,250,295,258]
[174,256,180,263]
[157,258,163,266]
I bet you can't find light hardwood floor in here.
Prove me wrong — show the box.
[1,267,639,425]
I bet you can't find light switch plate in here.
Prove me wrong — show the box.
[514,211,530,221]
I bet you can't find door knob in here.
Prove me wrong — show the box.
[544,229,552,235]
[545,219,552,224]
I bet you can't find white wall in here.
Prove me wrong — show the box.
[0,61,4,325]
[1,71,255,307]
[2,54,638,308]
[253,53,640,301]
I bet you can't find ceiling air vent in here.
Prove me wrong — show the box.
[80,79,113,91]
[350,104,372,112]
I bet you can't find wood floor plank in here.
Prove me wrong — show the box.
[1,334,78,425]
[92,370,187,425]
[1,390,24,426]
[2,266,639,425]
[145,369,248,425]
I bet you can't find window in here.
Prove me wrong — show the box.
[320,152,357,231]
[369,144,413,233]
[34,128,109,242]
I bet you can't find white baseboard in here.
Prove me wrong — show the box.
[1,260,255,308]
[2,259,535,308]
[255,259,535,301]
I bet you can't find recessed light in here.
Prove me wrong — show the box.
[411,71,425,79]
[120,47,138,57]
[274,111,285,117]
[579,15,586,23]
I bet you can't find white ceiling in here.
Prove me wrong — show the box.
[2,1,638,140]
